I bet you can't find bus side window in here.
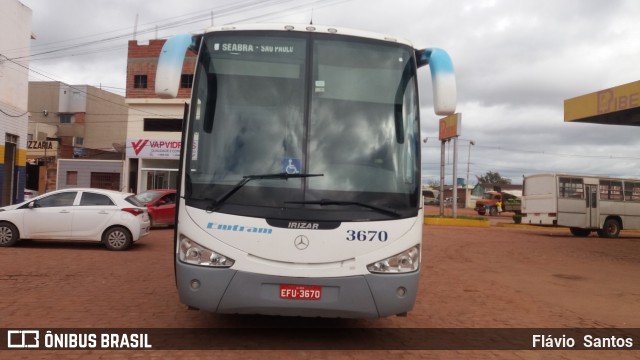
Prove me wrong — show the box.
[626,182,640,201]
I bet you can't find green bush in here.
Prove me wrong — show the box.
[512,214,522,224]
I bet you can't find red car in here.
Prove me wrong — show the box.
[134,189,176,227]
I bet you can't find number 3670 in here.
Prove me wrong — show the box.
[346,230,388,242]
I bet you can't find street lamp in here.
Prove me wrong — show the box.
[465,140,475,208]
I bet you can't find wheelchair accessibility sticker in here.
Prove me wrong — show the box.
[282,158,301,174]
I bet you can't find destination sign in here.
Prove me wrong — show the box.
[214,43,295,54]
[209,36,305,59]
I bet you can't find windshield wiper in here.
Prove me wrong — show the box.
[207,172,323,211]
[284,199,401,218]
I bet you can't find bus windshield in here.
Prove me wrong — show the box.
[185,31,420,221]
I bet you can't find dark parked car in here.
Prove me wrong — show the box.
[134,189,176,227]
[422,189,440,205]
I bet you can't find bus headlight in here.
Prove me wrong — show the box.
[367,246,420,273]
[179,236,235,267]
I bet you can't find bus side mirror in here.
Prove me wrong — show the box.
[415,48,456,115]
[156,33,196,99]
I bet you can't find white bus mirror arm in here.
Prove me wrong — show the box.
[155,33,196,99]
[416,48,457,115]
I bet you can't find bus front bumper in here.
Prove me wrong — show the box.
[175,261,419,318]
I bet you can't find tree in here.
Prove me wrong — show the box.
[426,179,440,188]
[476,171,511,185]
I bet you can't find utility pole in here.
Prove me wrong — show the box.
[452,136,458,218]
[438,113,462,218]
[439,140,445,216]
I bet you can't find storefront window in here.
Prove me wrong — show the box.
[140,169,178,190]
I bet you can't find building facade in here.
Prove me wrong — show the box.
[123,39,195,193]
[0,0,32,205]
[56,159,124,190]
[28,82,127,192]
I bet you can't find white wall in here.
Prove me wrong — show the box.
[0,0,32,112]
[125,99,185,141]
[59,84,88,113]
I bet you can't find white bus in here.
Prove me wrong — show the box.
[522,173,640,238]
[155,24,456,318]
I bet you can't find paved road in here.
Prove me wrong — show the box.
[2,222,639,358]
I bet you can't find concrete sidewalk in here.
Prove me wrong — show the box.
[423,205,535,228]
[423,205,578,233]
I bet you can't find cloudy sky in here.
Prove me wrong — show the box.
[13,0,640,185]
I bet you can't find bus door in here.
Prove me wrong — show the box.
[585,184,599,228]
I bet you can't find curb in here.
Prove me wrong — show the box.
[424,218,640,234]
[424,217,550,229]
[424,217,490,228]
[495,223,542,229]
[424,219,569,230]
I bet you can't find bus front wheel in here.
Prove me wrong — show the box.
[570,227,591,237]
[597,219,621,238]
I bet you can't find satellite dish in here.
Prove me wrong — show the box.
[112,142,125,152]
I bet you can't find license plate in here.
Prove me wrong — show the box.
[279,284,322,300]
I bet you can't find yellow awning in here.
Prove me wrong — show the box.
[565,80,640,125]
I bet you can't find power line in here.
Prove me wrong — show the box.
[8,0,343,63]
[0,107,29,118]
[5,56,175,118]
[5,0,262,57]
[3,0,348,112]
[422,143,640,161]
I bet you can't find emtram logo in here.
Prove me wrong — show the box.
[131,139,149,155]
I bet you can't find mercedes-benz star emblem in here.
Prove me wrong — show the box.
[294,235,309,250]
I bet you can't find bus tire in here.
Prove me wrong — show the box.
[569,227,591,237]
[597,219,621,238]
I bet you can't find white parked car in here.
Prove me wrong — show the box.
[0,188,151,251]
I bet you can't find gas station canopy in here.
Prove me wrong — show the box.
[565,80,640,126]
